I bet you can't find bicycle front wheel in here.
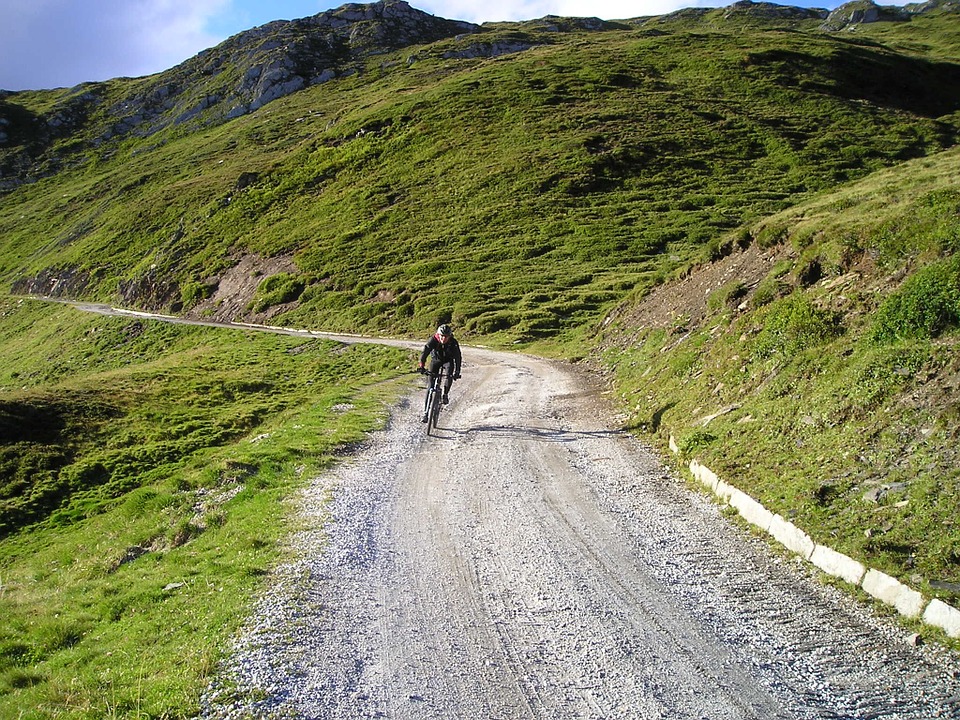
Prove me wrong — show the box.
[430,388,441,430]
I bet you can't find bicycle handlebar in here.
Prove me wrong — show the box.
[417,367,459,379]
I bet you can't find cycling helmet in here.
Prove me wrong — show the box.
[437,324,452,337]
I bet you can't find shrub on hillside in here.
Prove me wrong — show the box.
[870,189,960,266]
[751,276,791,308]
[750,260,794,309]
[870,256,960,343]
[180,281,215,306]
[753,293,843,359]
[707,280,748,313]
[249,273,305,313]
[676,429,717,457]
[755,222,789,249]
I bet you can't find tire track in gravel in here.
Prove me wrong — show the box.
[190,342,960,720]
[59,301,960,718]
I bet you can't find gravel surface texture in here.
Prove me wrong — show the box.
[198,347,960,719]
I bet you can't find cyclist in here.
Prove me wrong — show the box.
[418,323,462,421]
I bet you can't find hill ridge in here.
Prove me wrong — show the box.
[0,0,481,191]
[4,0,960,193]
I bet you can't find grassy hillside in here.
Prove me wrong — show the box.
[602,143,960,622]
[0,298,411,716]
[3,10,960,344]
[2,2,960,715]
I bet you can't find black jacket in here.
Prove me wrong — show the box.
[420,335,462,375]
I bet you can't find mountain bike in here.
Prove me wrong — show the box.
[420,366,447,436]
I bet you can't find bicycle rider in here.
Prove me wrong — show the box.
[418,323,462,422]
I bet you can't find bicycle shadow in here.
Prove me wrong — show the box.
[432,424,626,443]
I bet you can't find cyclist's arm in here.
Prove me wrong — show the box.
[419,338,434,367]
[452,341,462,376]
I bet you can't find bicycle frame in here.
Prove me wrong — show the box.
[423,366,446,435]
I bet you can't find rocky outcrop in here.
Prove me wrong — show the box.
[515,15,628,32]
[906,0,960,13]
[210,0,479,120]
[648,0,957,30]
[0,1,480,191]
[721,1,828,21]
[440,39,539,61]
[820,0,909,30]
[10,267,104,298]
[100,0,479,135]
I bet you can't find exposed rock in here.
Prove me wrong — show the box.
[820,1,910,31]
[442,40,538,61]
[862,481,910,503]
[10,266,103,298]
[515,15,628,32]
[109,544,152,572]
[0,1,480,191]
[185,254,299,323]
[722,1,828,21]
[905,0,960,14]
[931,579,960,594]
[695,404,743,426]
[123,0,479,132]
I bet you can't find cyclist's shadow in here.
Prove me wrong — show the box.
[437,424,624,443]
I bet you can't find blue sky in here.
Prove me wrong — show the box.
[1,0,857,92]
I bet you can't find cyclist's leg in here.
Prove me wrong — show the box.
[442,361,454,401]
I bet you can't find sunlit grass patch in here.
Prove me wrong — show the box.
[0,299,413,718]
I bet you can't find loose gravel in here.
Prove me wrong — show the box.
[198,348,960,720]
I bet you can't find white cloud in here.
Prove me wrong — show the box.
[130,0,232,69]
[0,0,228,91]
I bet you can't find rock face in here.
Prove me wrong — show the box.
[721,1,828,21]
[820,0,909,30]
[214,0,479,119]
[103,0,477,132]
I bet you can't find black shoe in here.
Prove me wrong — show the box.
[421,413,428,423]
[442,394,449,405]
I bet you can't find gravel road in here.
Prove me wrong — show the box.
[186,344,960,719]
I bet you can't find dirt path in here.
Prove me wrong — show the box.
[55,301,960,716]
[195,345,960,719]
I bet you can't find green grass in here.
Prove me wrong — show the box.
[1,8,960,705]
[0,298,413,717]
[871,255,960,342]
[603,146,960,632]
[3,21,960,345]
